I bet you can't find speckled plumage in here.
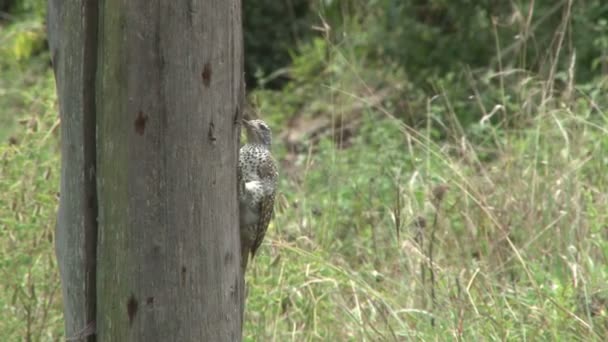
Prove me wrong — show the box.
[238,119,278,272]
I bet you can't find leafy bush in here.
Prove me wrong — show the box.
[248,1,608,88]
[0,0,44,17]
[244,0,314,88]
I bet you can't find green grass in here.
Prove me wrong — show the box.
[1,3,608,341]
[242,84,608,340]
[241,30,608,340]
[0,70,62,341]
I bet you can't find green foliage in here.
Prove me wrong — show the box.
[0,0,45,17]
[250,1,608,134]
[0,71,62,341]
[249,1,608,87]
[243,0,313,88]
[244,79,608,339]
[0,0,47,141]
[241,2,608,337]
[0,21,46,65]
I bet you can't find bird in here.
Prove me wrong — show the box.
[238,119,278,273]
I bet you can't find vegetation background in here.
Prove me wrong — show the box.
[1,0,607,340]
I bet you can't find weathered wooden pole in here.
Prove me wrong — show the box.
[48,1,244,340]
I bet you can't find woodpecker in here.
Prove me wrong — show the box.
[238,119,278,272]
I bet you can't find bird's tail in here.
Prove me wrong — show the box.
[241,241,250,274]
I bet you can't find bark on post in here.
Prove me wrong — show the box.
[47,1,98,340]
[48,1,244,340]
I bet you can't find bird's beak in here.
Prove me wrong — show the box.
[242,120,253,127]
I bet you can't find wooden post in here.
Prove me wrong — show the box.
[48,1,244,340]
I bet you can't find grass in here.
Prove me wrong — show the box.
[243,79,608,340]
[0,69,62,341]
[1,3,608,341]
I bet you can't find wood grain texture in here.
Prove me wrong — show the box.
[49,0,244,340]
[96,0,244,340]
[47,1,98,340]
